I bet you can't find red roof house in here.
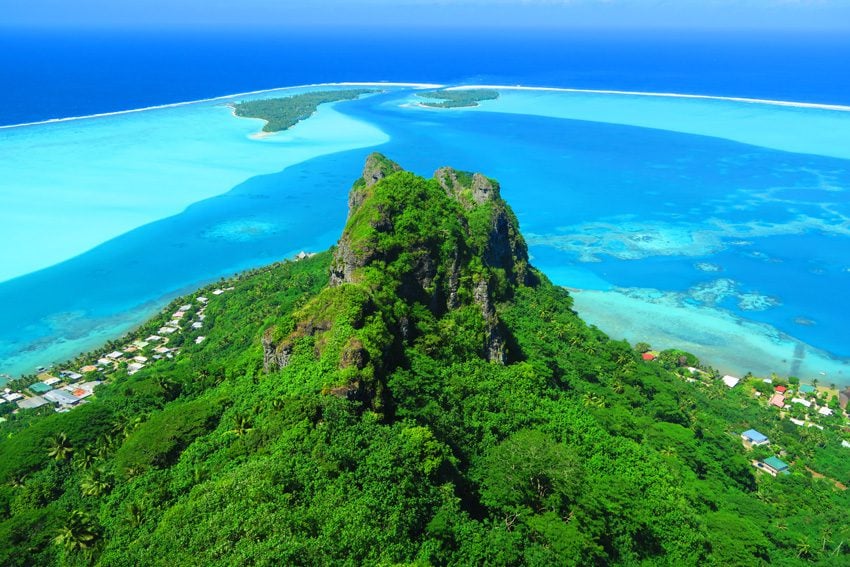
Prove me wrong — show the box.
[642,352,656,361]
[774,385,787,394]
[769,393,785,408]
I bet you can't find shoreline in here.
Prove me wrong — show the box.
[444,84,850,113]
[0,81,443,130]
[4,81,850,130]
[569,286,850,385]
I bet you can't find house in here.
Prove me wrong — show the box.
[818,406,833,417]
[43,389,81,406]
[191,322,203,329]
[195,336,206,344]
[722,375,740,388]
[641,352,656,361]
[775,385,788,394]
[57,372,80,382]
[29,382,54,395]
[212,289,224,295]
[145,335,163,342]
[80,365,98,373]
[842,440,850,449]
[106,351,123,360]
[72,381,102,398]
[754,456,790,477]
[17,396,49,410]
[799,384,817,395]
[769,393,785,408]
[127,363,144,375]
[789,417,805,426]
[179,304,192,311]
[172,311,186,320]
[741,429,769,447]
[158,326,178,335]
[791,397,812,408]
[2,392,23,403]
[197,296,208,304]
[132,340,149,349]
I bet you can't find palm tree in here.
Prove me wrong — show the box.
[73,448,96,471]
[796,539,814,559]
[80,467,112,497]
[54,510,99,554]
[582,392,605,409]
[47,433,73,462]
[231,415,254,436]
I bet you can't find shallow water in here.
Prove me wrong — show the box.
[1,85,848,384]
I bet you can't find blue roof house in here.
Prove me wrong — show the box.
[741,429,769,447]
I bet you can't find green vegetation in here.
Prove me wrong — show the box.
[1,154,849,565]
[232,89,378,132]
[417,88,500,108]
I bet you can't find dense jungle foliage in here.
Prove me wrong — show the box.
[232,89,377,132]
[1,155,848,566]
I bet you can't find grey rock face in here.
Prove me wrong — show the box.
[262,327,292,372]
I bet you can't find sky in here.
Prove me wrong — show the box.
[3,0,850,31]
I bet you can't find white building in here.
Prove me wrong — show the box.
[722,375,740,388]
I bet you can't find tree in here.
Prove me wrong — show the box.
[80,467,112,497]
[54,510,100,555]
[477,429,582,518]
[47,432,73,462]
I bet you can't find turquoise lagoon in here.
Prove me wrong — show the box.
[1,85,849,384]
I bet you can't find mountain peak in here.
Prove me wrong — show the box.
[264,154,535,408]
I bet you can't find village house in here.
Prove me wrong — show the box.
[769,393,785,408]
[17,396,49,410]
[753,456,790,477]
[28,382,54,395]
[722,375,740,388]
[741,429,769,448]
[43,389,81,407]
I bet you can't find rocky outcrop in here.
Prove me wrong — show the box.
[347,153,403,218]
[330,154,404,286]
[474,279,507,364]
[267,154,534,386]
[262,327,292,373]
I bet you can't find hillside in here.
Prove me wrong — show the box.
[1,154,849,566]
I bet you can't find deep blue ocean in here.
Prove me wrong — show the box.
[2,28,850,125]
[2,28,850,382]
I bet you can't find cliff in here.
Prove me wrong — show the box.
[264,153,534,408]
